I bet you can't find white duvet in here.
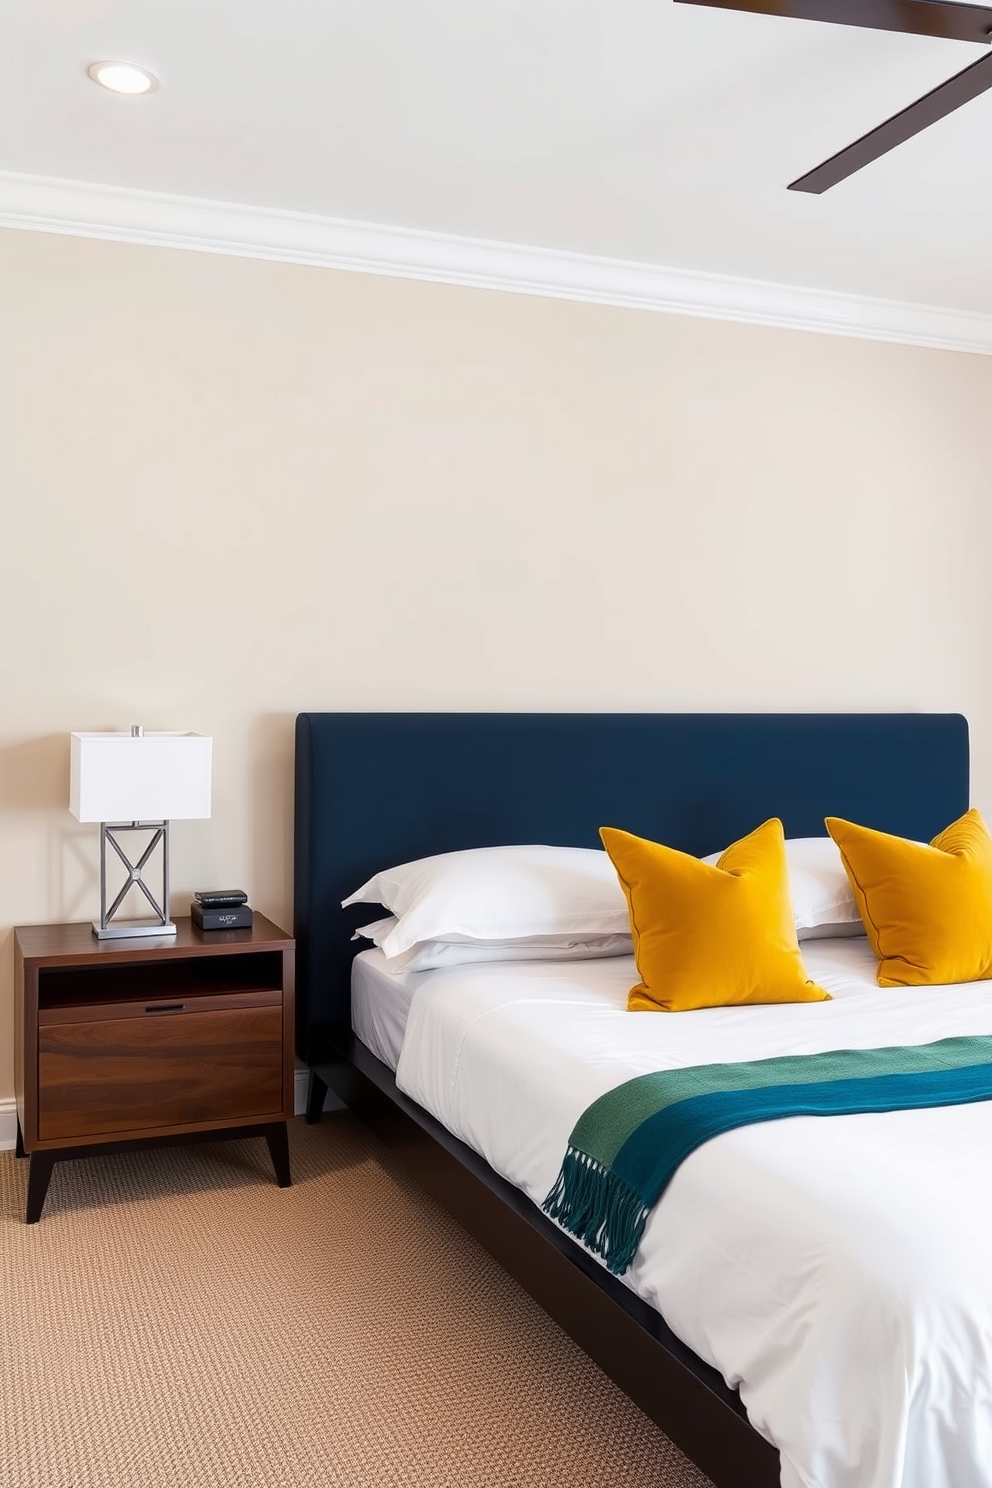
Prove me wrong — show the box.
[393,937,992,1488]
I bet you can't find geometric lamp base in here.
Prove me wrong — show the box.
[92,818,175,941]
[92,919,177,940]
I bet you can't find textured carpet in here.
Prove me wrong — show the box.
[1,1115,715,1488]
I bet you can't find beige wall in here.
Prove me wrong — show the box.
[2,227,991,1103]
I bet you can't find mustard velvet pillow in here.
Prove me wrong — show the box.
[825,808,992,988]
[599,818,829,1013]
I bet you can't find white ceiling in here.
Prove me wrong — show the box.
[3,0,992,314]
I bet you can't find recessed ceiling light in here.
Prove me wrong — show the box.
[87,61,159,96]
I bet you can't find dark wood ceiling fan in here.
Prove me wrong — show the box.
[676,0,992,191]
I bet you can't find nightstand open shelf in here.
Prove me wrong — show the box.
[14,915,295,1223]
[36,949,285,1007]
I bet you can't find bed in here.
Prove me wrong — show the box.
[293,711,981,1488]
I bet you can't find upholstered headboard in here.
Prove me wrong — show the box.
[293,712,969,1062]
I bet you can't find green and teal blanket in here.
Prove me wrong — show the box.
[542,1035,992,1276]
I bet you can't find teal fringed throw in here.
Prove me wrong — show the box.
[543,1036,992,1276]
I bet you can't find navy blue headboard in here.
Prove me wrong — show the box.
[293,712,969,1062]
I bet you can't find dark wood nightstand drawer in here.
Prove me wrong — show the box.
[38,1003,284,1140]
[38,987,281,1025]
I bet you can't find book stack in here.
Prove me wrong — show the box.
[191,890,253,931]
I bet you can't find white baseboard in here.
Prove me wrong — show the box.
[293,1065,341,1116]
[293,1066,310,1117]
[0,1099,17,1151]
[0,1076,337,1152]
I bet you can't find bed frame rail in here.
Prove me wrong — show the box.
[310,1040,780,1488]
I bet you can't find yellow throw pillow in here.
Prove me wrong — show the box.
[825,808,992,987]
[599,819,829,1013]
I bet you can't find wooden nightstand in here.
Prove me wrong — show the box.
[13,914,295,1223]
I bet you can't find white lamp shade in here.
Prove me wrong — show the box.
[70,732,212,822]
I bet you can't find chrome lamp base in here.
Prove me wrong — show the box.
[92,918,177,941]
[93,820,176,940]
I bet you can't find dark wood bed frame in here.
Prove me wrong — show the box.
[294,711,969,1488]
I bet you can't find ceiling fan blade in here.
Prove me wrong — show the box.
[788,49,992,191]
[675,0,992,46]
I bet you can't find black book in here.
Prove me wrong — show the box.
[194,889,249,908]
[192,902,253,932]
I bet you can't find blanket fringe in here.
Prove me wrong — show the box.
[543,1147,650,1276]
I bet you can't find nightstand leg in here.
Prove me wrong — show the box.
[15,1117,26,1159]
[26,1153,57,1224]
[264,1122,292,1187]
[305,1069,328,1125]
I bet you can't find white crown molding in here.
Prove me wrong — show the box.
[2,168,992,356]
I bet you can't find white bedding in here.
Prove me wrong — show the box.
[352,947,418,1068]
[390,938,992,1488]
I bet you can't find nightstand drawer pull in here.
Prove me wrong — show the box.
[145,1003,185,1014]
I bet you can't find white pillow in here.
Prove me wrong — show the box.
[702,835,862,940]
[354,916,633,972]
[342,844,630,960]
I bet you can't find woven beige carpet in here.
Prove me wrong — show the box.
[2,1115,715,1488]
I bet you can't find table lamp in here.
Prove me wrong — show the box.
[70,725,213,939]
